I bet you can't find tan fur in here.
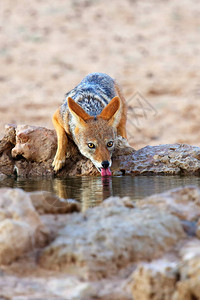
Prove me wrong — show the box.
[114,82,127,139]
[52,81,127,172]
[76,118,115,164]
[74,127,79,136]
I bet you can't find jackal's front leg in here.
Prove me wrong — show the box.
[52,109,68,172]
[117,116,127,139]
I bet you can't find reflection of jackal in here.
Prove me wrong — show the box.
[52,73,127,176]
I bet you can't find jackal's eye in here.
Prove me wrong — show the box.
[107,141,113,147]
[88,143,95,149]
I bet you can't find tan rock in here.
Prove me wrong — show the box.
[0,188,49,264]
[137,186,200,221]
[0,219,32,264]
[196,219,200,239]
[131,240,200,300]
[0,188,43,229]
[47,276,132,300]
[131,259,178,300]
[114,144,200,175]
[101,196,135,208]
[11,125,57,163]
[0,125,16,176]
[29,191,81,214]
[172,240,200,300]
[47,277,96,300]
[39,199,185,280]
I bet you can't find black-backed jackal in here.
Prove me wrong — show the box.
[52,73,127,176]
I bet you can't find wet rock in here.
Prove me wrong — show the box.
[1,124,200,177]
[172,240,200,300]
[131,259,178,300]
[0,188,49,264]
[136,186,200,221]
[39,199,185,280]
[29,191,81,214]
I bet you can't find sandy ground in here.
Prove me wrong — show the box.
[1,0,200,150]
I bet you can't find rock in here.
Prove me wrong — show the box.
[136,186,200,221]
[130,240,200,300]
[131,259,178,300]
[0,125,16,176]
[39,199,185,280]
[196,219,200,238]
[172,240,200,300]
[11,125,57,177]
[1,124,200,177]
[47,277,96,300]
[0,219,32,265]
[47,277,132,300]
[113,143,200,175]
[0,275,62,299]
[0,188,49,264]
[101,196,135,208]
[0,274,132,300]
[11,125,57,163]
[180,220,197,236]
[29,191,81,214]
[96,279,133,300]
[0,173,7,180]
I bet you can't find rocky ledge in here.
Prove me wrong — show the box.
[1,124,200,177]
[0,186,200,299]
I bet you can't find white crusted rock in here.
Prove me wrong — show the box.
[0,188,49,264]
[131,259,178,300]
[172,240,200,300]
[39,202,185,280]
[137,186,200,221]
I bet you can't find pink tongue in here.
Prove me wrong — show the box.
[101,167,112,176]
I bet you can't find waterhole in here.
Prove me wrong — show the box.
[0,175,200,209]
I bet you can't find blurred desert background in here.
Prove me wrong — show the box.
[1,0,200,149]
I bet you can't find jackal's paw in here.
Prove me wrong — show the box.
[52,156,66,172]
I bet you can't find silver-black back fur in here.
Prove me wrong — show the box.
[60,73,116,118]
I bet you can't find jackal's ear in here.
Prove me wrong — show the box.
[68,97,91,126]
[99,96,121,127]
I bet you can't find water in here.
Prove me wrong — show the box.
[1,175,200,209]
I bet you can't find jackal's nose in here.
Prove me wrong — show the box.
[101,161,109,169]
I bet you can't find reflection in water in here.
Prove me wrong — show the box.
[53,176,113,211]
[1,175,200,210]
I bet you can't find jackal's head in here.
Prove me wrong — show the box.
[68,96,121,176]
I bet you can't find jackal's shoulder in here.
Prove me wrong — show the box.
[65,73,116,101]
[61,73,117,117]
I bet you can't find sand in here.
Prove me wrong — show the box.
[1,0,200,149]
